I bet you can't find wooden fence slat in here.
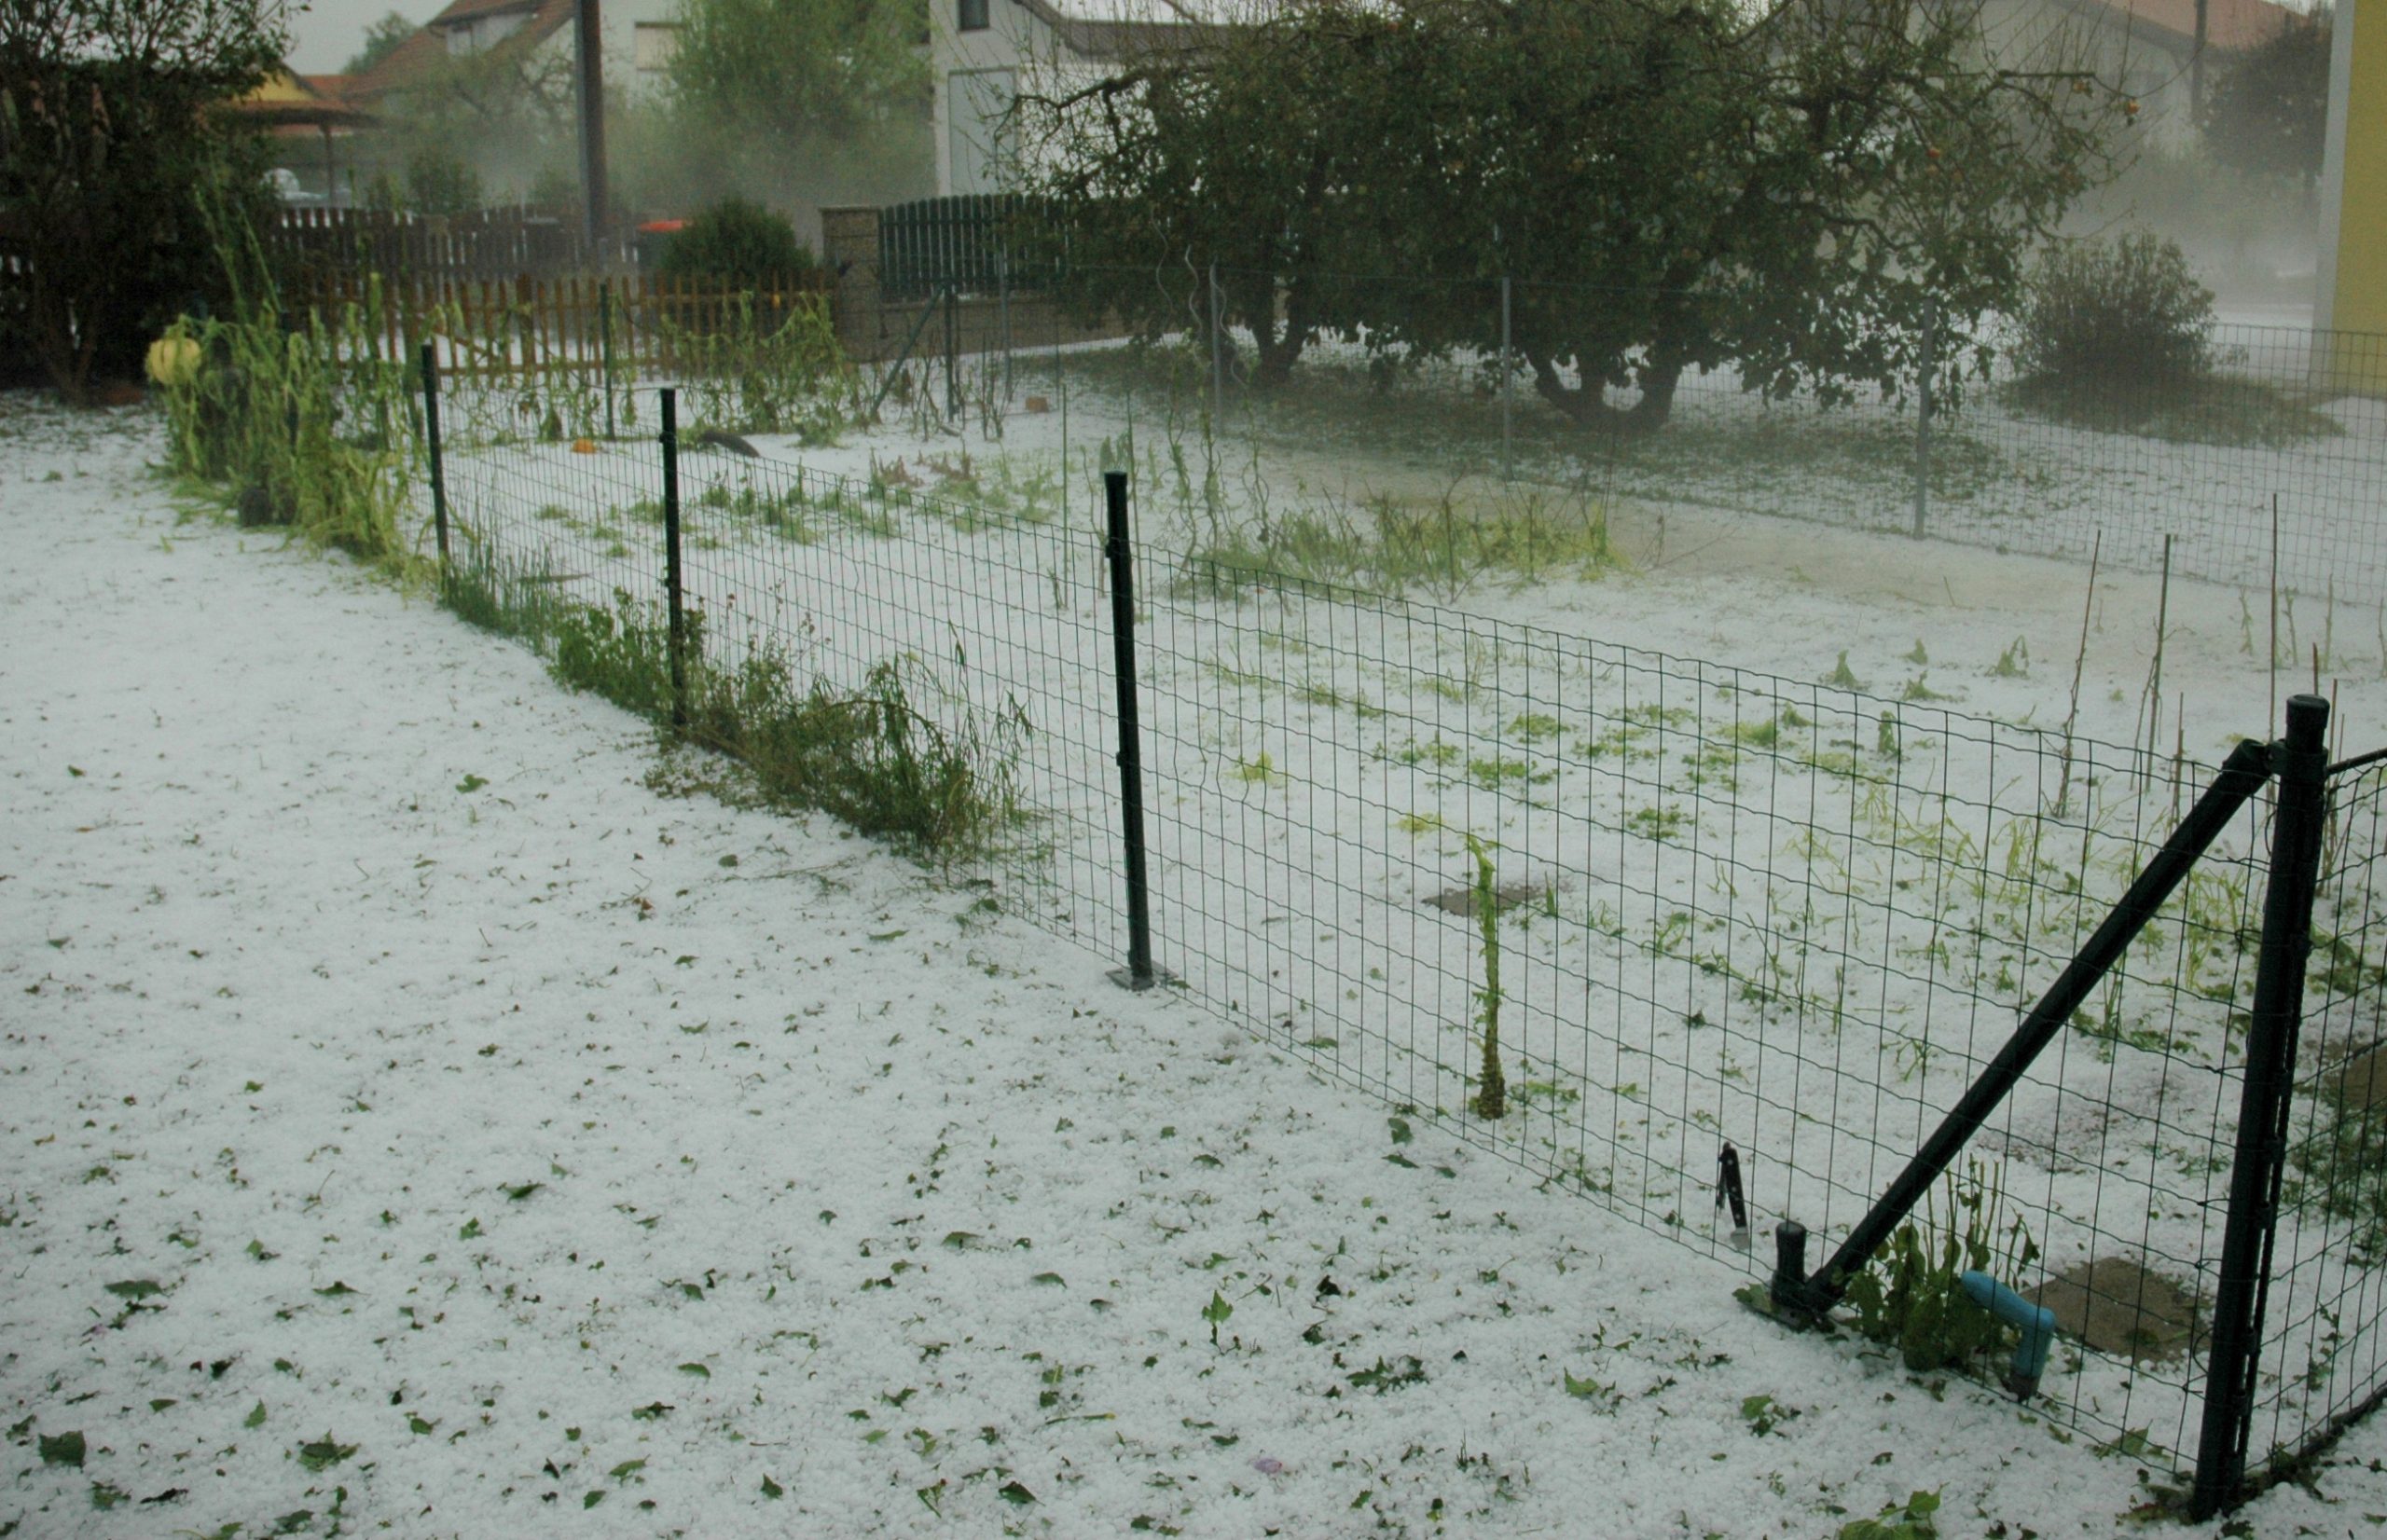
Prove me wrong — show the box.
[282,265,838,385]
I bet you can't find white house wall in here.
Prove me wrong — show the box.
[928,0,1217,196]
[931,0,1042,196]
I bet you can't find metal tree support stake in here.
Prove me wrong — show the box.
[1500,276,1514,483]
[660,388,687,730]
[2193,693,2332,1519]
[421,342,449,566]
[1102,469,1158,990]
[944,283,960,419]
[1208,263,1224,427]
[1912,298,1936,539]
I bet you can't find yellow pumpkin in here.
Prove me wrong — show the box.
[145,335,201,388]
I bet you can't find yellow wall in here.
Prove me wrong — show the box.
[2333,3,2387,340]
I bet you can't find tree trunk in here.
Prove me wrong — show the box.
[28,272,102,406]
[1234,272,1307,388]
[1526,351,1683,434]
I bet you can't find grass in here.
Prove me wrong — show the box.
[438,555,1028,865]
[2286,1084,2387,1266]
[1180,481,1623,600]
[2001,372,2342,448]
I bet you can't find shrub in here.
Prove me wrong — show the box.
[659,198,818,286]
[2004,231,2335,444]
[2012,231,2215,392]
[405,148,485,216]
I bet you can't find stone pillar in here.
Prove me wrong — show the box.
[820,206,882,361]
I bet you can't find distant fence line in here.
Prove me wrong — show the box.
[294,270,833,384]
[266,206,620,282]
[985,262,2387,611]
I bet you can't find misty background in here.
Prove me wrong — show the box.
[278,0,2334,306]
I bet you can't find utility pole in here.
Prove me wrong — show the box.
[2193,0,2210,120]
[575,0,609,255]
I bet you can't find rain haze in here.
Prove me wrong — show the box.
[284,0,447,73]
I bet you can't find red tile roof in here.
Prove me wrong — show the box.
[347,0,575,102]
[2100,0,2297,51]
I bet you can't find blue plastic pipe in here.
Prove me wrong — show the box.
[1960,1271,2056,1399]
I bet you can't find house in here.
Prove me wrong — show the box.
[346,0,685,110]
[1975,0,2300,142]
[927,0,1246,197]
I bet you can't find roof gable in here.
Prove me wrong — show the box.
[348,0,575,100]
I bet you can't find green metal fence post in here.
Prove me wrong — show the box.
[1500,276,1513,483]
[421,341,449,567]
[1208,262,1223,427]
[660,388,686,730]
[1103,470,1157,991]
[1912,298,1935,539]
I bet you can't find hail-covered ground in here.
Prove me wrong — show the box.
[3,395,2384,1540]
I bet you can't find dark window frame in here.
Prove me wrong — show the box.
[959,0,989,32]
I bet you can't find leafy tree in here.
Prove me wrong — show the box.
[1017,0,2128,431]
[656,0,933,215]
[668,0,930,144]
[1011,15,1383,387]
[346,0,600,206]
[0,0,284,401]
[2200,11,2333,189]
[342,9,417,76]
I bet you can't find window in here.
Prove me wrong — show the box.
[959,0,989,32]
[634,22,681,74]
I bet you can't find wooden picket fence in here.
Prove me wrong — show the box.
[296,270,835,381]
[269,207,607,282]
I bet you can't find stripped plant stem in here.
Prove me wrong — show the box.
[1468,832,1508,1120]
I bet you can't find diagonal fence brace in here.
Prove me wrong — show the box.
[1776,734,2278,1319]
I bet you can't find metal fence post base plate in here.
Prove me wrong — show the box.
[1107,967,1175,994]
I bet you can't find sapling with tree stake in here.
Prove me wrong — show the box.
[1467,834,1508,1120]
[2137,533,2172,783]
[2270,492,2282,724]
[2056,531,2099,816]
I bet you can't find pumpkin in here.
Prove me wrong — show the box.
[145,335,201,388]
